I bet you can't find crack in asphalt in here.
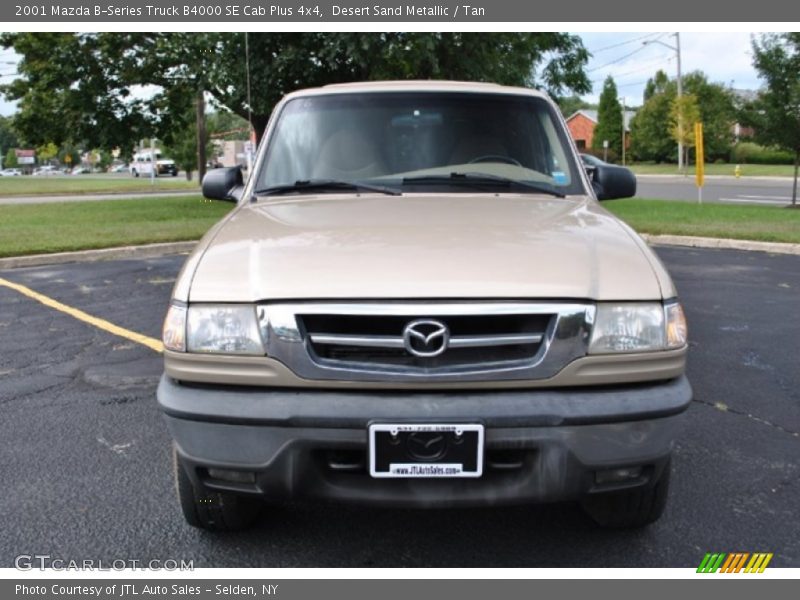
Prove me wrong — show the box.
[693,397,800,438]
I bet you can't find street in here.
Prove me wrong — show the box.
[636,175,797,205]
[0,246,798,568]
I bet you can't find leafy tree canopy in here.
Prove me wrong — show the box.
[747,33,800,204]
[630,70,736,163]
[0,115,19,158]
[1,32,591,151]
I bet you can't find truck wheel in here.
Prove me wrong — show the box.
[580,460,670,528]
[173,447,262,531]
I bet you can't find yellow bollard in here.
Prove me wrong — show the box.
[734,164,741,178]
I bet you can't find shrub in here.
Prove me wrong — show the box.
[730,142,794,165]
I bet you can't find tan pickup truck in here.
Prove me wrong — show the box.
[158,81,690,531]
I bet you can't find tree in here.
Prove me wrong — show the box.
[163,103,216,181]
[750,33,800,205]
[58,142,80,168]
[4,148,18,169]
[0,33,152,152]
[630,70,736,163]
[88,148,113,171]
[669,94,701,170]
[643,70,670,102]
[0,115,19,159]
[207,109,250,141]
[683,72,736,160]
[36,142,59,165]
[630,92,674,162]
[556,95,594,120]
[2,32,592,149]
[593,76,623,158]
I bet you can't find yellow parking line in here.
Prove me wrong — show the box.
[0,277,163,353]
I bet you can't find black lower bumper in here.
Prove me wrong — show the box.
[158,375,691,508]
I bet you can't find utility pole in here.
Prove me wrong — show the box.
[150,137,155,186]
[196,87,206,183]
[675,33,683,173]
[621,96,626,166]
[644,32,683,172]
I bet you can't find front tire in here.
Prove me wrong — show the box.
[173,447,262,531]
[580,460,671,528]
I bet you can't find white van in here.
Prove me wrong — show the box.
[130,150,178,177]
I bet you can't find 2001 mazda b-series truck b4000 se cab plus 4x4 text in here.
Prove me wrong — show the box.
[158,81,690,531]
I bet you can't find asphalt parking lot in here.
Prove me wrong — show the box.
[0,246,798,568]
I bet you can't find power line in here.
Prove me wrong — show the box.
[591,57,673,83]
[616,80,651,89]
[587,32,660,55]
[587,33,667,73]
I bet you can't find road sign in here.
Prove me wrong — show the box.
[695,122,704,203]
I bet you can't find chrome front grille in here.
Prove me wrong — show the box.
[259,302,594,383]
[303,313,548,369]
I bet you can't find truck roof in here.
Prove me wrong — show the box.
[283,80,550,100]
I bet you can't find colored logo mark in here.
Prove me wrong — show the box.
[697,552,773,573]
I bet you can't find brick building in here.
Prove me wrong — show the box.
[565,109,636,150]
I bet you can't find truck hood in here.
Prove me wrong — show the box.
[188,194,663,302]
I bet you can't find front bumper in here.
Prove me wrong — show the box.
[158,374,691,507]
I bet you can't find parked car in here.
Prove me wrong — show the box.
[0,168,22,176]
[109,163,129,173]
[580,153,610,167]
[71,166,91,175]
[159,81,689,532]
[32,165,59,176]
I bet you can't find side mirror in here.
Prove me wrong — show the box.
[592,164,637,200]
[202,167,244,202]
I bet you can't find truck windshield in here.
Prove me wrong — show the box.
[256,91,586,196]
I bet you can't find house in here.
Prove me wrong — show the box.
[565,109,636,150]
[212,140,250,168]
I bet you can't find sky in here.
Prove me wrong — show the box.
[0,32,765,116]
[578,31,762,107]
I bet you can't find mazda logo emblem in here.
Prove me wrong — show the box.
[403,319,449,357]
[406,432,447,461]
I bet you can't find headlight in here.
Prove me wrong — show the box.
[162,303,187,352]
[186,304,265,355]
[664,301,688,349]
[590,302,665,353]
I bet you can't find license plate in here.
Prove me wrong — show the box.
[369,423,484,478]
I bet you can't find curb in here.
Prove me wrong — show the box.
[0,241,198,270]
[642,234,800,255]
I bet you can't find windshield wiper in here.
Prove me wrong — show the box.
[402,172,566,198]
[254,179,401,197]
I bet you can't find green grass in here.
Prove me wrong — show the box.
[1,195,797,259]
[629,163,797,177]
[0,195,233,258]
[605,199,800,244]
[0,174,199,196]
